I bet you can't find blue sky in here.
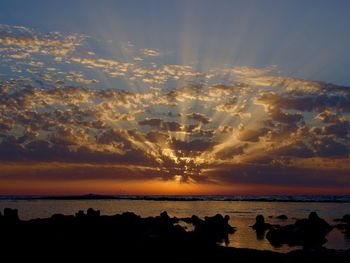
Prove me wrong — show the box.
[1,0,350,85]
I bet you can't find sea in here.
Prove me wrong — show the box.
[1,195,350,252]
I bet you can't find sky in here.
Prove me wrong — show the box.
[0,0,350,195]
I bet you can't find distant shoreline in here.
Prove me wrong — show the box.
[1,194,350,203]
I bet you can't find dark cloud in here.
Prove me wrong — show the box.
[311,137,350,157]
[194,129,215,138]
[258,92,350,113]
[146,131,169,144]
[138,118,197,132]
[215,144,248,160]
[270,141,314,158]
[269,108,303,124]
[238,128,269,142]
[49,126,82,145]
[97,129,131,147]
[138,118,163,128]
[0,136,159,167]
[186,112,211,124]
[171,139,216,152]
[321,120,349,138]
[0,162,165,181]
[205,162,350,189]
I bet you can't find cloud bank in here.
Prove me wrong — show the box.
[0,24,349,193]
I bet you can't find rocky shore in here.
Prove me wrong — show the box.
[1,208,349,262]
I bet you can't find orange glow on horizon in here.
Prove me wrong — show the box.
[1,162,350,195]
[1,178,349,196]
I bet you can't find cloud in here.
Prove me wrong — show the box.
[230,66,277,77]
[186,112,211,124]
[215,144,247,160]
[257,91,350,113]
[138,118,197,132]
[1,70,349,186]
[315,110,345,123]
[49,125,86,145]
[140,48,160,57]
[171,139,215,152]
[204,161,350,189]
[237,128,269,142]
[0,162,165,182]
[0,24,83,58]
[269,140,314,158]
[321,121,349,138]
[0,24,350,191]
[71,57,132,78]
[65,71,98,84]
[146,131,170,144]
[208,83,251,96]
[214,98,251,119]
[269,108,303,124]
[311,136,350,157]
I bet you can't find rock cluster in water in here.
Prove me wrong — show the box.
[266,212,333,248]
[1,208,350,262]
[334,214,350,237]
[0,208,234,247]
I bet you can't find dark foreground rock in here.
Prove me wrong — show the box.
[276,214,288,220]
[0,208,349,262]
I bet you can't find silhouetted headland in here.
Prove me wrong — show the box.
[0,208,349,262]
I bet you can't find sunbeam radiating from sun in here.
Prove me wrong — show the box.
[0,0,350,195]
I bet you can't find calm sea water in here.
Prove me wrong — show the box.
[1,198,350,252]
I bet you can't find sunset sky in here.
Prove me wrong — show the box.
[0,0,350,195]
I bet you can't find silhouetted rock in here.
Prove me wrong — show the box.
[343,214,350,223]
[266,212,332,248]
[120,211,141,222]
[252,215,271,231]
[251,215,272,240]
[276,214,288,220]
[307,212,332,232]
[3,208,19,222]
[87,208,100,218]
[190,214,235,245]
[75,210,85,219]
[160,211,170,221]
[51,213,67,221]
